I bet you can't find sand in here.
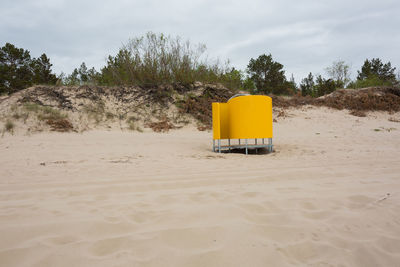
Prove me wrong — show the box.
[1,107,400,267]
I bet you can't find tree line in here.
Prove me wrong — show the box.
[0,43,57,94]
[1,32,399,96]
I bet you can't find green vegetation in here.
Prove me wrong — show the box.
[357,58,396,82]
[347,76,394,89]
[300,73,341,97]
[0,43,57,94]
[98,32,232,88]
[23,102,42,112]
[62,62,99,86]
[21,102,73,132]
[23,102,65,121]
[301,58,398,97]
[2,34,400,98]
[347,58,397,89]
[247,53,296,95]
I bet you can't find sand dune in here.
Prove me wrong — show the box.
[1,107,400,266]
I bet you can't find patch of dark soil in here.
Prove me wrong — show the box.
[146,118,177,132]
[349,110,367,117]
[46,118,74,132]
[197,125,208,131]
[388,117,400,123]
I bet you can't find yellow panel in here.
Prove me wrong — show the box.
[212,103,220,139]
[219,103,229,139]
[227,95,273,139]
[212,103,229,140]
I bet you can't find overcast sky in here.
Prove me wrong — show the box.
[1,0,399,83]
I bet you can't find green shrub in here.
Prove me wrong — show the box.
[347,76,394,89]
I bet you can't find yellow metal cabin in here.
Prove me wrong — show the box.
[212,95,273,154]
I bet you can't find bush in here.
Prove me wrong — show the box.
[347,75,394,89]
[98,32,233,89]
[300,73,340,97]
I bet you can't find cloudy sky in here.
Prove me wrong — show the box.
[1,0,399,83]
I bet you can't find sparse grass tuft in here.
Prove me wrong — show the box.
[4,119,15,133]
[11,110,29,123]
[37,106,65,121]
[23,102,65,120]
[12,113,21,119]
[23,102,41,112]
[128,122,136,131]
[22,102,72,131]
[105,112,115,120]
[127,116,137,124]
[83,101,105,123]
[118,113,127,121]
[126,116,143,132]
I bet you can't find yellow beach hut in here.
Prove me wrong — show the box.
[212,94,273,154]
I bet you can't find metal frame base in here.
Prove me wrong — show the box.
[213,138,273,155]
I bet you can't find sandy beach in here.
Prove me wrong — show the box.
[1,106,400,266]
